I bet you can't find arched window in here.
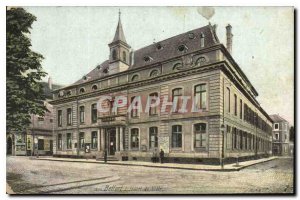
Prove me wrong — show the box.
[150,70,159,77]
[172,125,182,148]
[173,63,182,71]
[195,57,206,66]
[200,33,205,48]
[92,85,98,90]
[79,88,85,94]
[122,51,126,62]
[112,49,117,60]
[194,123,207,148]
[131,74,139,82]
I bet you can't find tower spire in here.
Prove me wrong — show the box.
[112,9,127,44]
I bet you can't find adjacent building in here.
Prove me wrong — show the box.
[6,78,62,156]
[50,13,273,164]
[270,114,290,156]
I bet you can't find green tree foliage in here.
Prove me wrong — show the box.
[7,7,48,133]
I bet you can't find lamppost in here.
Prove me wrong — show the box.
[220,124,226,169]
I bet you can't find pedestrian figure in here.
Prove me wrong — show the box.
[159,149,164,164]
[104,149,108,163]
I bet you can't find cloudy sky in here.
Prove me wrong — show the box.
[24,7,294,125]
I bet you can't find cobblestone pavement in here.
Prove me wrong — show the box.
[6,156,294,194]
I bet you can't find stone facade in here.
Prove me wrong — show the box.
[270,114,290,156]
[50,16,273,164]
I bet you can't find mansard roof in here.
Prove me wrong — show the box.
[269,114,289,123]
[70,24,219,86]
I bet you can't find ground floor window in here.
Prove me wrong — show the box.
[172,125,182,148]
[67,133,72,149]
[149,127,158,149]
[38,139,44,150]
[91,131,98,149]
[226,125,232,150]
[232,128,237,149]
[57,134,62,150]
[131,128,139,149]
[239,130,243,149]
[79,132,85,149]
[194,123,206,148]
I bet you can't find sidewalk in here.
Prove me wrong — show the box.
[35,156,277,172]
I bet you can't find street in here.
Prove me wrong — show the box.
[6,156,294,194]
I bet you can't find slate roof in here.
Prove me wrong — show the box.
[71,24,219,86]
[269,114,288,123]
[111,16,127,44]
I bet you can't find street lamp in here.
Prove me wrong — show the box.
[220,124,226,169]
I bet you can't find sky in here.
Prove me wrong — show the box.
[23,6,294,125]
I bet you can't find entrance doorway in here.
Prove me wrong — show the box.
[107,128,116,155]
[7,137,12,155]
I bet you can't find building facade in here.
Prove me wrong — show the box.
[6,78,62,156]
[270,114,290,156]
[50,14,273,164]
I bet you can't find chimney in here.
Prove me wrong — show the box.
[48,76,52,90]
[226,24,233,54]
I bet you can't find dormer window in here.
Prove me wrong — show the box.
[156,43,163,50]
[92,85,98,90]
[103,68,108,74]
[178,44,187,52]
[131,74,139,82]
[188,32,195,39]
[200,33,205,48]
[83,76,87,81]
[150,69,159,77]
[97,65,101,70]
[196,57,207,66]
[144,56,153,63]
[66,90,72,96]
[58,90,65,98]
[173,63,183,71]
[79,88,85,94]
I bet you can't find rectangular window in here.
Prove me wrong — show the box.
[58,110,62,127]
[275,133,279,140]
[91,104,97,123]
[131,96,139,118]
[149,127,158,148]
[194,84,207,110]
[226,88,230,113]
[149,93,158,115]
[172,88,182,113]
[38,139,44,150]
[226,125,232,150]
[172,125,182,148]
[131,128,139,149]
[274,123,279,130]
[57,134,62,150]
[194,123,207,148]
[79,132,85,149]
[66,133,72,149]
[91,131,98,149]
[233,128,237,149]
[240,99,243,119]
[234,94,237,116]
[67,108,72,126]
[240,130,243,149]
[80,106,85,124]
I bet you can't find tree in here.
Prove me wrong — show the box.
[6,7,48,133]
[289,126,294,142]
